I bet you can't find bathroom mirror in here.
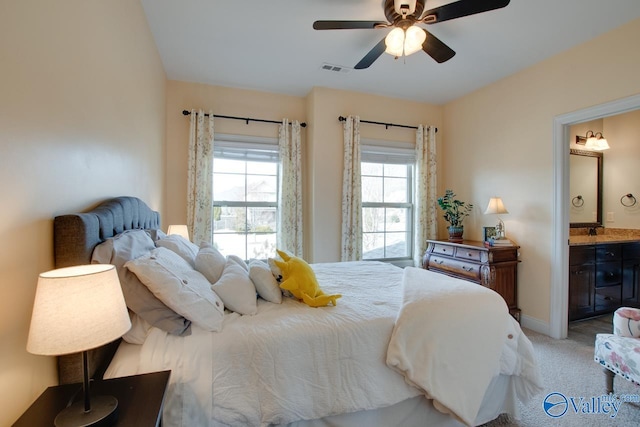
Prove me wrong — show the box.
[569,149,603,227]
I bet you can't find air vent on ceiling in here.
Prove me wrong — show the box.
[320,63,351,74]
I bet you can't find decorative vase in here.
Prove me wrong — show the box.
[448,225,464,242]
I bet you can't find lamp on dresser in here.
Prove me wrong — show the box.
[27,264,131,427]
[484,197,509,241]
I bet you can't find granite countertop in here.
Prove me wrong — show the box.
[569,235,640,246]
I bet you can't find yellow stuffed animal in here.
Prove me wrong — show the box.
[273,250,341,307]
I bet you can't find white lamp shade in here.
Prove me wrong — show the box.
[385,26,426,57]
[167,224,190,241]
[593,137,610,151]
[584,133,610,151]
[27,264,131,356]
[484,197,509,215]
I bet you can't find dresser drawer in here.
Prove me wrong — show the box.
[431,243,456,257]
[427,256,481,282]
[596,244,621,261]
[595,285,621,311]
[596,261,622,287]
[454,247,483,262]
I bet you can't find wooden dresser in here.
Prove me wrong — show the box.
[423,239,521,321]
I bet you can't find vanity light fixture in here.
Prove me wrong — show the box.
[484,197,509,240]
[576,131,610,151]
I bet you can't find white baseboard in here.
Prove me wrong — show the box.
[521,314,551,336]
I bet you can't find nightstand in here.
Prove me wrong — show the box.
[13,370,170,427]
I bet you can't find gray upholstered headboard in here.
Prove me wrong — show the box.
[54,196,160,268]
[53,196,160,384]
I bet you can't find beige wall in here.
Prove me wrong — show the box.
[443,18,640,329]
[0,1,166,425]
[304,87,443,262]
[165,81,307,231]
[165,83,443,263]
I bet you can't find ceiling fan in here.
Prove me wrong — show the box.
[313,0,510,69]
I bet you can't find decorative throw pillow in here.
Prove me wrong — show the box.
[228,254,249,271]
[212,259,258,315]
[249,260,282,304]
[146,229,167,242]
[91,229,191,336]
[273,249,341,307]
[122,312,152,345]
[613,307,640,337]
[268,257,284,282]
[195,243,227,284]
[126,247,225,332]
[156,234,199,267]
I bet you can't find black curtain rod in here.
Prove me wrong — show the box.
[182,110,306,128]
[338,116,437,133]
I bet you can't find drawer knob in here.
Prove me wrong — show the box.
[462,266,473,272]
[467,252,473,257]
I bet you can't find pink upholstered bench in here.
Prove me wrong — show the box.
[594,307,640,393]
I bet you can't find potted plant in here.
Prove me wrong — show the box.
[437,190,474,242]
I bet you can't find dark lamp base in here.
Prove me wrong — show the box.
[54,395,118,427]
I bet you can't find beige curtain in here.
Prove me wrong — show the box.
[277,119,303,256]
[187,109,214,245]
[341,116,362,261]
[413,125,438,266]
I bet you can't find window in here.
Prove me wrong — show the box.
[361,143,414,261]
[212,137,279,260]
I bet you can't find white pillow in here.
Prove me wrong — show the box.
[195,244,226,284]
[92,229,191,336]
[212,259,258,315]
[228,254,249,271]
[126,247,225,331]
[122,312,152,345]
[268,257,283,282]
[156,234,199,267]
[249,260,282,304]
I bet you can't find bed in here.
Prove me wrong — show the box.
[53,196,542,427]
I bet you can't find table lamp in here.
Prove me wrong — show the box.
[484,197,509,240]
[167,224,190,241]
[27,264,131,427]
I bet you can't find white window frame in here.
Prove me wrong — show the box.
[361,139,415,263]
[212,134,280,260]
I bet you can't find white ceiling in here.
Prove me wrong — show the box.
[141,0,640,105]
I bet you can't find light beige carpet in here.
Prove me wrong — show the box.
[483,328,639,427]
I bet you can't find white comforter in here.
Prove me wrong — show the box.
[105,261,540,427]
[387,267,538,426]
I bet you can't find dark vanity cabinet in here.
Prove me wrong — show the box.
[622,242,640,307]
[569,242,640,321]
[569,245,596,321]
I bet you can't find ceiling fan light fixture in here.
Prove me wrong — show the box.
[385,26,425,57]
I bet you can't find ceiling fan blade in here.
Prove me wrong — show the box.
[354,38,387,69]
[423,0,510,24]
[422,29,456,63]
[313,20,387,30]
